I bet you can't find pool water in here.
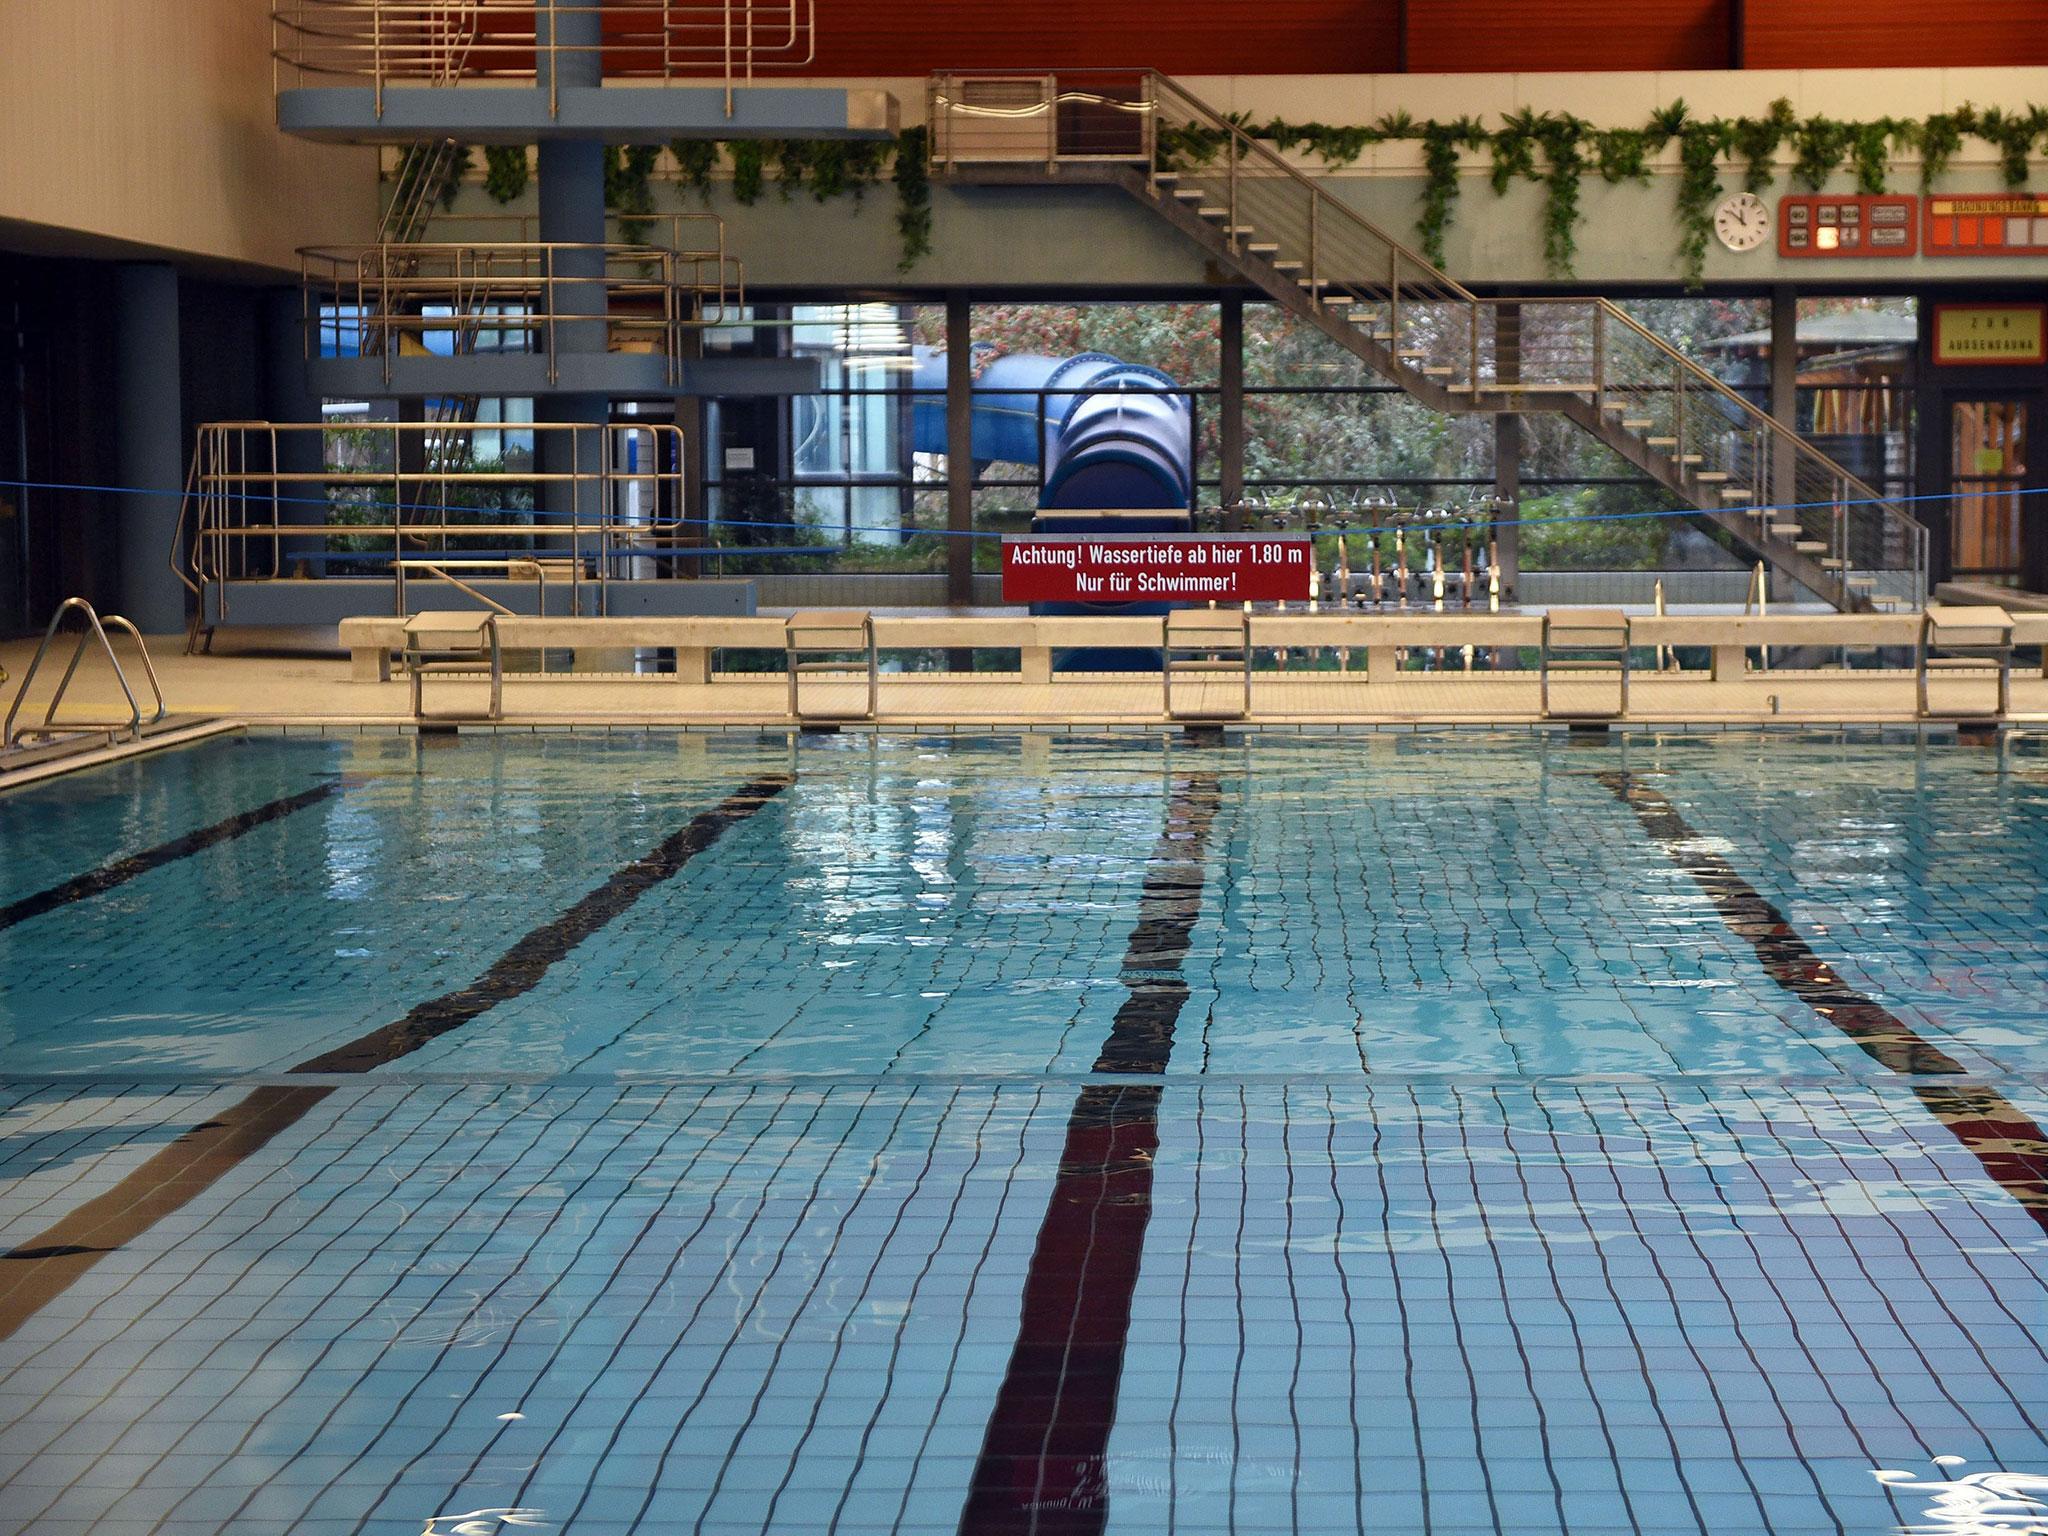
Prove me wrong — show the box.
[0,730,2044,1535]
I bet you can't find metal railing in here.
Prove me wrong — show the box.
[171,420,691,632]
[302,234,742,387]
[273,0,816,116]
[927,69,1931,611]
[4,599,167,752]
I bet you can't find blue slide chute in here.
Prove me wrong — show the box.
[909,347,1193,510]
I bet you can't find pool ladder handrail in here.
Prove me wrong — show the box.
[4,598,168,751]
[785,611,879,722]
[1539,609,1632,720]
[1163,607,1252,721]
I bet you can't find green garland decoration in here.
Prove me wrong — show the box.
[1727,98,1795,193]
[1978,106,2048,185]
[668,139,718,204]
[1417,118,1484,268]
[605,144,661,242]
[482,146,529,204]
[1674,112,1727,291]
[728,140,766,205]
[1918,109,1974,186]
[892,126,932,272]
[458,100,2041,285]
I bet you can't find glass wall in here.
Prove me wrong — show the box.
[696,293,1891,583]
[1794,295,1916,508]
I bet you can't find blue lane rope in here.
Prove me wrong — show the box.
[0,473,2033,546]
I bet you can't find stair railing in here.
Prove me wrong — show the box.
[928,67,1930,609]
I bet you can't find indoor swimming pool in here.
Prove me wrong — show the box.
[0,730,2045,1536]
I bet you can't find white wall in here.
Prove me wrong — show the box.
[0,0,377,272]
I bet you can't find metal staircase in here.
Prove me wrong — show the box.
[927,71,1929,612]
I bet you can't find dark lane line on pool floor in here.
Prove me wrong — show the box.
[0,779,346,933]
[1598,769,2048,1234]
[960,770,1222,1536]
[0,773,794,1340]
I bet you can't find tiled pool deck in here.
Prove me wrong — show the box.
[0,732,2045,1535]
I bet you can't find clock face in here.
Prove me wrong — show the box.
[1715,193,1771,252]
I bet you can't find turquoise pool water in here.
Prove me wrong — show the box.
[0,731,2044,1535]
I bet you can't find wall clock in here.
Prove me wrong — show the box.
[1714,193,1771,252]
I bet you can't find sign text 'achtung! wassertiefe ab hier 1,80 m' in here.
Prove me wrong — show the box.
[1000,535,1314,604]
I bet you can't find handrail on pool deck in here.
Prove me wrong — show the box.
[3,598,168,756]
[336,607,2048,725]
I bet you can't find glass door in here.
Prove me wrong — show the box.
[1948,397,2031,584]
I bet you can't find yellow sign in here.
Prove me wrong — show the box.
[1935,304,2046,365]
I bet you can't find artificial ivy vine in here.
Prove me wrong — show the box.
[442,106,2044,288]
[475,129,932,270]
[892,127,933,272]
[482,146,530,204]
[1153,98,2046,290]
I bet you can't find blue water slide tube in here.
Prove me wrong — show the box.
[909,347,1193,510]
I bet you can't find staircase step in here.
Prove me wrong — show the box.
[1769,522,1802,536]
[1396,347,1428,359]
[1846,575,1877,589]
[1717,489,1754,501]
[1693,471,1730,482]
[1222,224,1254,236]
[1619,418,1654,430]
[1272,260,1303,272]
[1794,540,1827,553]
[1645,436,1679,448]
[1321,295,1355,306]
[1246,242,1280,255]
[1197,207,1229,219]
[1820,557,1847,569]
[1419,364,1454,377]
[1674,453,1703,464]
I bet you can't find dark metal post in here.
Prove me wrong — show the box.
[1220,294,1244,529]
[946,292,973,606]
[1493,301,1521,598]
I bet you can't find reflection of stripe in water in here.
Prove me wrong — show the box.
[0,775,794,1340]
[1600,770,2048,1234]
[0,777,345,932]
[961,769,1220,1535]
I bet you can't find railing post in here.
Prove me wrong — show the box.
[1672,358,1686,471]
[392,424,406,616]
[1226,129,1238,239]
[1307,191,1317,284]
[1387,246,1399,350]
[372,0,384,119]
[1591,304,1605,412]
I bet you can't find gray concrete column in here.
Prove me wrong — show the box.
[946,292,973,606]
[1220,295,1244,529]
[533,3,608,559]
[535,0,603,98]
[115,264,185,635]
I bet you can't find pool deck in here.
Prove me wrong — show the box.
[4,635,2046,739]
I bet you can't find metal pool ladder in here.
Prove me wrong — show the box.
[1163,607,1251,720]
[2,598,169,768]
[786,611,879,723]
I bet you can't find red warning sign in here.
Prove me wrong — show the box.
[1001,535,1313,604]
